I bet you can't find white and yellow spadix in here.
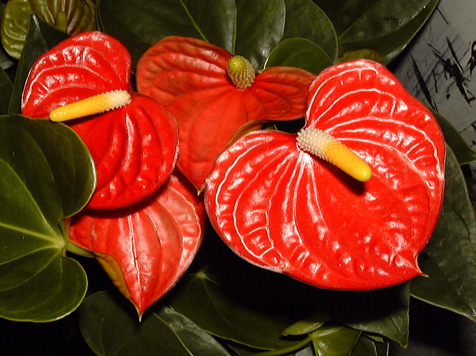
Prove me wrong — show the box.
[49,90,131,122]
[297,127,372,182]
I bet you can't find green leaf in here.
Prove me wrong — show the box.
[282,0,338,63]
[79,291,231,356]
[264,38,333,74]
[310,324,361,356]
[9,14,69,115]
[0,115,94,321]
[8,116,96,217]
[351,336,389,356]
[297,283,410,347]
[234,0,285,69]
[0,67,12,115]
[283,311,331,336]
[167,271,296,350]
[433,110,476,165]
[0,0,95,59]
[410,146,476,321]
[337,0,439,63]
[98,0,237,52]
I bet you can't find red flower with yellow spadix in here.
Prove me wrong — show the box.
[205,59,446,290]
[136,36,316,191]
[22,31,179,209]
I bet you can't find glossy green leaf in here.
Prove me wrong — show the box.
[1,0,96,59]
[310,324,361,356]
[0,115,94,321]
[297,283,410,347]
[283,311,331,336]
[234,0,285,69]
[97,0,237,52]
[411,146,476,321]
[0,67,12,114]
[337,0,439,63]
[282,0,338,63]
[433,110,476,165]
[9,14,69,115]
[264,38,333,74]
[351,336,389,356]
[79,291,231,356]
[167,272,296,350]
[98,0,338,70]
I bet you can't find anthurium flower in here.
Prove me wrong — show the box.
[205,60,445,290]
[69,172,206,316]
[22,31,179,209]
[136,36,316,191]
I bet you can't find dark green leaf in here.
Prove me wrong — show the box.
[297,283,410,347]
[0,0,95,59]
[351,335,389,356]
[411,146,476,321]
[0,115,93,321]
[283,311,331,336]
[10,116,96,217]
[337,0,439,63]
[433,110,476,165]
[282,0,338,63]
[98,0,237,52]
[310,324,361,356]
[310,0,347,25]
[9,14,69,115]
[168,272,296,350]
[0,66,12,114]
[264,38,333,74]
[234,0,285,69]
[80,291,231,356]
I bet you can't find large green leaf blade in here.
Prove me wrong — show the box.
[282,0,338,63]
[410,146,476,321]
[234,0,285,69]
[264,38,333,74]
[98,0,236,52]
[14,116,96,217]
[0,115,93,321]
[337,0,439,63]
[168,272,296,350]
[0,256,87,322]
[79,291,231,356]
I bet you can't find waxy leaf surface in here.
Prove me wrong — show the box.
[137,36,315,190]
[98,0,337,70]
[205,60,445,290]
[21,31,179,209]
[411,147,476,321]
[1,0,96,59]
[70,173,205,316]
[0,115,94,321]
[79,291,231,356]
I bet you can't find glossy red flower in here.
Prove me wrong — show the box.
[136,36,316,191]
[205,60,445,290]
[22,31,179,209]
[69,173,206,316]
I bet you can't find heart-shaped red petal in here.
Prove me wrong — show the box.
[205,60,445,290]
[22,32,178,209]
[136,36,315,190]
[69,173,205,316]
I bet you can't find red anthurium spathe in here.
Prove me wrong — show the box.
[205,60,445,291]
[136,36,316,191]
[22,31,179,209]
[69,173,206,316]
